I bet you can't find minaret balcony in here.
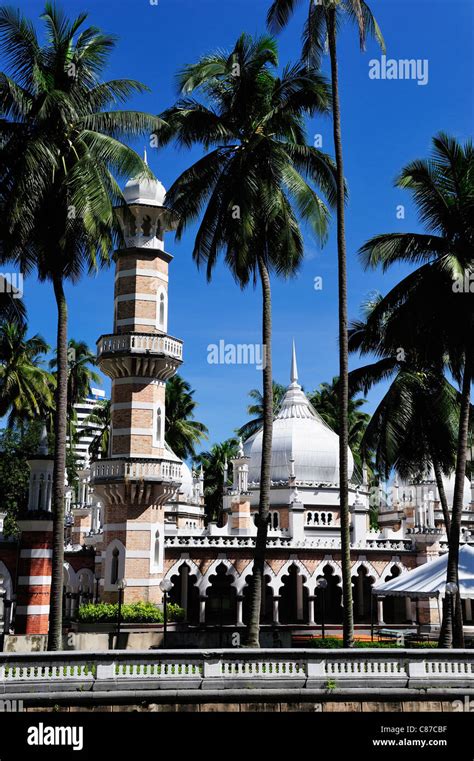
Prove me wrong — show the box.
[90,457,183,506]
[91,457,183,484]
[97,332,183,380]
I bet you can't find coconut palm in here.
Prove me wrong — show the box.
[348,302,460,534]
[0,3,162,649]
[267,0,385,647]
[165,375,208,460]
[194,438,240,522]
[0,321,54,426]
[154,33,337,645]
[238,381,287,441]
[357,134,474,647]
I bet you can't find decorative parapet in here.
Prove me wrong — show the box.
[1,649,473,695]
[91,458,182,483]
[164,535,414,551]
[97,333,183,361]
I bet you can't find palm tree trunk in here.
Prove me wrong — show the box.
[432,456,451,539]
[246,253,272,648]
[328,8,354,648]
[438,348,471,648]
[48,274,68,651]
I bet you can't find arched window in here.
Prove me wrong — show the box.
[272,512,279,529]
[155,407,162,445]
[159,292,165,327]
[314,513,319,525]
[141,214,152,237]
[111,548,119,585]
[154,530,160,566]
[307,512,312,525]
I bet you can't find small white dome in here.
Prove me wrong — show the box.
[123,175,166,207]
[440,472,471,508]
[244,343,354,484]
[179,461,194,499]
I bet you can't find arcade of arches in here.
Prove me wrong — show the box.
[165,559,413,627]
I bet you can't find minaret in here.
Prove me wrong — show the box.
[91,163,183,603]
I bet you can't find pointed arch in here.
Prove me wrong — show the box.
[274,557,311,594]
[164,555,203,586]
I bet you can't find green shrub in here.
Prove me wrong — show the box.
[76,601,184,624]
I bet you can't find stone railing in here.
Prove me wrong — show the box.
[97,332,183,360]
[91,458,182,482]
[1,649,473,698]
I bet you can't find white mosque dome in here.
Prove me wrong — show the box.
[244,344,354,484]
[123,153,166,207]
[441,472,471,508]
[179,461,194,500]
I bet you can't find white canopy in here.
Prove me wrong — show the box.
[372,545,474,599]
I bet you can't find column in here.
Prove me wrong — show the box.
[405,597,412,622]
[236,596,244,627]
[296,573,304,621]
[199,596,206,624]
[377,598,384,625]
[308,596,316,626]
[410,599,418,625]
[272,595,280,625]
[180,565,189,622]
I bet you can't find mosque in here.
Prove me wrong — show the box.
[1,166,474,639]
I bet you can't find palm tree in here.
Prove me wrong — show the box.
[0,3,161,649]
[357,134,474,647]
[308,376,371,479]
[194,438,239,522]
[50,338,101,458]
[82,399,111,460]
[348,301,460,534]
[0,321,54,427]
[238,381,286,441]
[154,33,337,645]
[267,0,385,647]
[165,375,208,460]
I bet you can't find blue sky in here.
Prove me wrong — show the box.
[4,0,473,449]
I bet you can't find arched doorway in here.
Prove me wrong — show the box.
[168,564,200,624]
[315,565,342,624]
[279,565,308,624]
[206,563,237,625]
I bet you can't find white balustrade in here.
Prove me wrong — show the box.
[91,459,182,482]
[97,333,183,360]
[1,650,472,694]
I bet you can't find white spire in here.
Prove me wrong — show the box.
[290,340,298,385]
[144,147,148,166]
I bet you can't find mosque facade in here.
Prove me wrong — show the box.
[2,167,474,638]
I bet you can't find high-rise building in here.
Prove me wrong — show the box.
[71,387,107,467]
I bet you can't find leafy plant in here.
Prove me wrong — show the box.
[76,601,184,624]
